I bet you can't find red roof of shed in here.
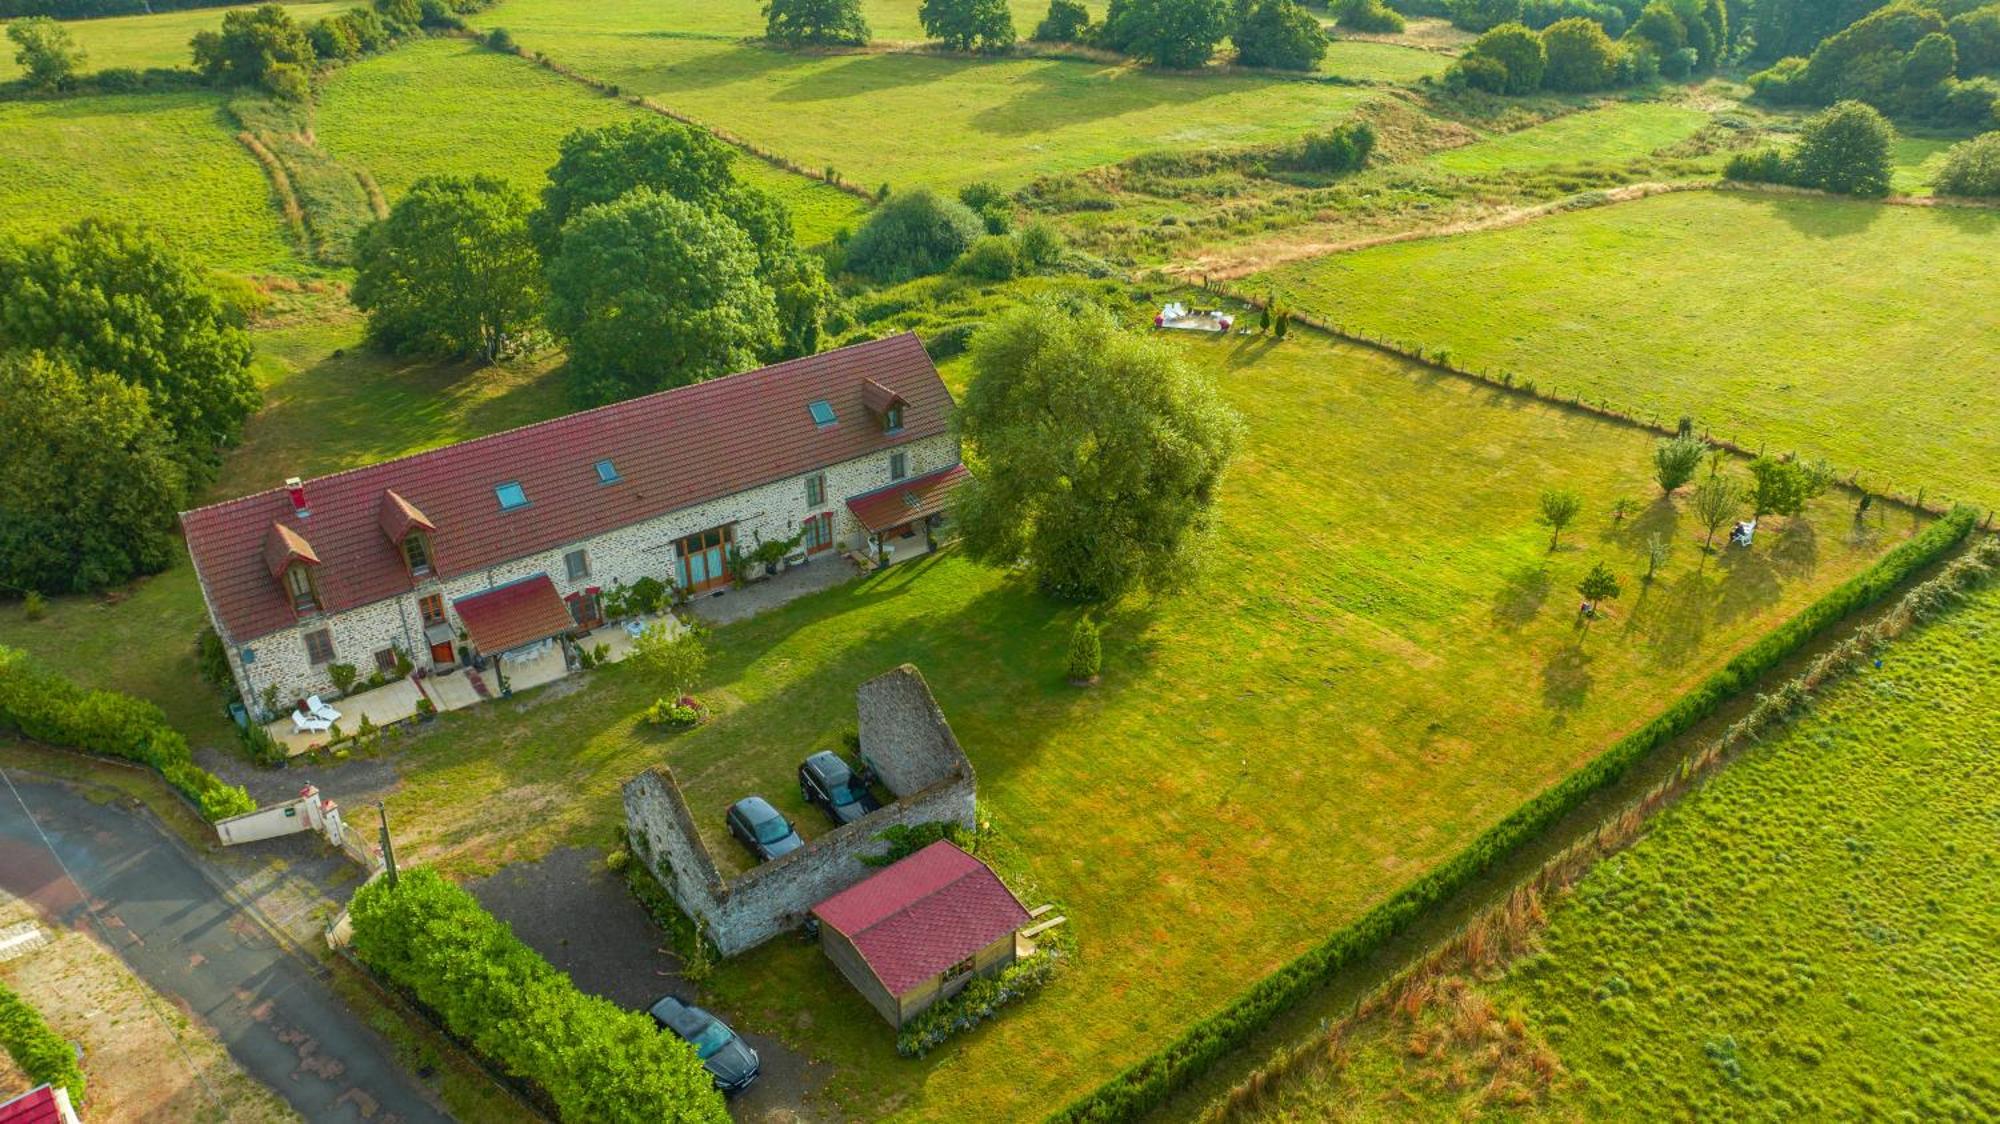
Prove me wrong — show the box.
[183,334,952,644]
[452,576,575,654]
[0,1086,65,1124]
[813,841,1029,996]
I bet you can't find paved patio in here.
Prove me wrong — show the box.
[574,611,685,665]
[496,640,569,695]
[688,552,862,627]
[265,677,426,757]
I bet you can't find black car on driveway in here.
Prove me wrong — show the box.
[798,750,882,826]
[725,795,803,861]
[648,995,760,1094]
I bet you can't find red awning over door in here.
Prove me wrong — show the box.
[845,464,970,533]
[452,575,574,654]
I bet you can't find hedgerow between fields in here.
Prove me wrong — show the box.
[0,645,254,820]
[1052,506,1978,1122]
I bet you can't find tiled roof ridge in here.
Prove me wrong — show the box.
[848,863,986,938]
[178,331,924,519]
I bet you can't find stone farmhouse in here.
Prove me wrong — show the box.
[181,334,965,718]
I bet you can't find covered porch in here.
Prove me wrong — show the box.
[845,464,968,568]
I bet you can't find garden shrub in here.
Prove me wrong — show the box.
[1290,121,1377,172]
[863,821,972,866]
[0,646,255,820]
[1051,506,1978,1123]
[1724,145,1794,184]
[348,867,726,1122]
[0,981,84,1103]
[1067,617,1103,683]
[1789,100,1894,196]
[1336,0,1407,33]
[896,950,1062,1056]
[843,189,985,282]
[1017,219,1065,268]
[957,235,1021,280]
[1935,129,2000,194]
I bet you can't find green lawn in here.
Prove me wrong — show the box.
[1319,39,1452,83]
[467,0,1379,191]
[313,38,865,242]
[1254,190,2000,507]
[0,1,349,80]
[1888,133,1956,196]
[343,325,1898,1119]
[0,90,298,273]
[1248,575,2000,1120]
[1426,101,1712,175]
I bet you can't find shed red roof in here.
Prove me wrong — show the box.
[183,334,952,644]
[813,840,1029,996]
[846,464,969,533]
[453,575,575,654]
[0,1086,65,1124]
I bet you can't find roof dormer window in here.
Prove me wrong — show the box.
[496,481,528,511]
[861,378,908,434]
[285,563,320,613]
[403,532,432,577]
[884,404,904,433]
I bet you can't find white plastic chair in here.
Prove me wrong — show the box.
[292,711,332,735]
[306,695,341,722]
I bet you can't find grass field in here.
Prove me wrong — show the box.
[1253,190,2000,507]
[244,321,1899,1118]
[0,90,299,272]
[1888,133,1955,195]
[0,1,348,80]
[469,0,1381,191]
[1318,39,1452,82]
[314,38,866,242]
[1426,101,1712,175]
[1245,576,2000,1120]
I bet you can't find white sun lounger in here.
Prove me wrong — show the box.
[292,710,333,735]
[305,695,341,722]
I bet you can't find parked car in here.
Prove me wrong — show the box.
[798,750,882,826]
[648,995,760,1094]
[725,795,802,861]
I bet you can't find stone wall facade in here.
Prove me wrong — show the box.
[213,433,959,716]
[622,665,978,957]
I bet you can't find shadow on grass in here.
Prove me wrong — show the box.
[1491,562,1552,629]
[966,57,1238,138]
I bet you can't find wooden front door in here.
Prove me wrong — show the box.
[676,525,735,594]
[429,639,455,665]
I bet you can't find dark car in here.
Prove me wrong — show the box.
[725,795,803,861]
[798,751,882,826]
[648,995,760,1094]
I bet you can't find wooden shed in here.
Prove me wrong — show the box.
[812,840,1030,1027]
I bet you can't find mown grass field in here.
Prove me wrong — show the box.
[0,1,348,80]
[1317,39,1451,82]
[314,38,866,242]
[1246,576,2000,1121]
[248,321,1901,1119]
[1425,101,1712,175]
[0,90,298,272]
[1254,189,2000,507]
[467,0,1383,191]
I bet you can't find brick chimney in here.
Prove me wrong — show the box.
[285,476,310,519]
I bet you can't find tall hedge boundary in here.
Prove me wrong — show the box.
[1052,507,1980,1123]
[0,645,254,821]
[347,866,727,1123]
[0,979,85,1103]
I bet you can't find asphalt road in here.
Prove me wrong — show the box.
[0,770,454,1124]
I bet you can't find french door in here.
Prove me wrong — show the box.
[676,525,734,593]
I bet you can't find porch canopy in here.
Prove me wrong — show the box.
[845,464,969,534]
[453,575,574,655]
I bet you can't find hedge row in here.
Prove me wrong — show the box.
[347,867,726,1123]
[0,646,254,821]
[0,979,85,1103]
[1052,506,1980,1123]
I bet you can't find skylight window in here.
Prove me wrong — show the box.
[495,481,528,510]
[808,399,837,427]
[595,459,619,484]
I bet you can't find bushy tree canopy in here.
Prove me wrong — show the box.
[352,175,543,360]
[920,0,1018,49]
[1100,0,1234,67]
[1233,0,1329,70]
[1749,455,1831,517]
[1336,0,1406,33]
[0,351,185,594]
[1448,0,1523,32]
[955,297,1242,602]
[0,219,256,485]
[1541,15,1619,88]
[1456,21,1547,91]
[191,4,314,99]
[7,16,85,89]
[1951,6,2000,74]
[1936,129,2000,194]
[1790,99,1895,195]
[547,190,778,406]
[842,188,985,282]
[763,0,870,44]
[1035,0,1093,39]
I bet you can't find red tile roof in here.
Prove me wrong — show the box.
[183,334,953,644]
[376,489,435,543]
[846,464,970,533]
[262,522,319,577]
[0,1086,64,1124]
[452,575,575,654]
[813,841,1029,996]
[861,377,905,417]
